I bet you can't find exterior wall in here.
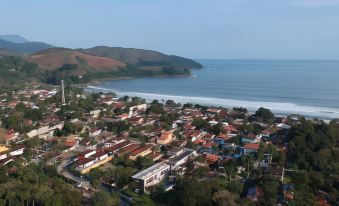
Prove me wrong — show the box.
[129,149,153,160]
[84,150,96,158]
[80,156,113,174]
[242,138,257,144]
[0,153,7,160]
[144,165,170,189]
[27,129,38,138]
[37,125,49,135]
[243,148,258,155]
[97,154,108,161]
[10,149,24,156]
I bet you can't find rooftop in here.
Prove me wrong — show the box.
[132,162,170,180]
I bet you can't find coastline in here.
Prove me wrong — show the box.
[81,73,192,87]
[84,87,339,121]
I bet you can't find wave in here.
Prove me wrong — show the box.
[85,86,339,119]
[86,85,117,92]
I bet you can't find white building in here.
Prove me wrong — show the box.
[132,162,170,192]
[169,148,196,170]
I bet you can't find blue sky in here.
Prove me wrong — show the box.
[1,0,339,59]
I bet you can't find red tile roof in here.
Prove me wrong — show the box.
[105,140,131,153]
[129,145,152,156]
[244,143,260,150]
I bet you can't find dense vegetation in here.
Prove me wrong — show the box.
[287,120,339,205]
[0,55,191,87]
[0,163,83,206]
[0,56,43,88]
[45,64,191,85]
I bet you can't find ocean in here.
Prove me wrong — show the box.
[86,59,339,119]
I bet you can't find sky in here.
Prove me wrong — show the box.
[1,0,339,60]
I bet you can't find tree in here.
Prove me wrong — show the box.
[212,190,239,206]
[92,191,119,206]
[165,99,176,107]
[259,175,279,206]
[255,107,274,122]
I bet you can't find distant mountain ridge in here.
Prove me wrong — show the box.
[0,34,203,86]
[0,39,54,55]
[0,34,29,43]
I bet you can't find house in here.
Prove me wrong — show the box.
[205,154,219,165]
[202,133,215,140]
[89,128,102,137]
[205,108,221,116]
[199,142,216,154]
[129,145,153,160]
[76,157,95,169]
[64,137,78,150]
[193,139,206,145]
[213,134,229,145]
[242,134,262,144]
[117,113,129,121]
[104,137,125,147]
[9,145,25,156]
[157,131,173,145]
[79,139,95,149]
[111,102,125,110]
[132,162,170,192]
[91,150,109,161]
[79,150,97,158]
[276,123,291,130]
[115,143,139,157]
[0,151,8,160]
[89,110,101,118]
[105,140,131,155]
[242,143,260,155]
[5,129,19,142]
[76,149,113,173]
[129,116,144,124]
[147,151,163,162]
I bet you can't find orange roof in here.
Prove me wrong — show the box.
[205,154,219,163]
[193,139,206,145]
[203,133,214,139]
[158,131,172,140]
[244,143,260,150]
[202,142,214,148]
[65,137,77,147]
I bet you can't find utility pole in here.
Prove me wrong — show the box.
[61,80,66,105]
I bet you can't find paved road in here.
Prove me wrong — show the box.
[56,160,92,190]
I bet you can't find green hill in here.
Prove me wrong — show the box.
[79,46,203,69]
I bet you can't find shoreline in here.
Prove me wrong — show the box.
[76,74,192,88]
[84,87,339,121]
